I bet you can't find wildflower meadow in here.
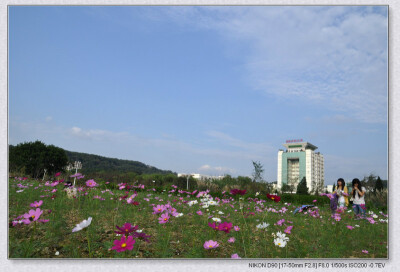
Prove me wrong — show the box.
[8,175,388,259]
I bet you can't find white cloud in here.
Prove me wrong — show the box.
[198,164,236,175]
[45,116,52,122]
[144,6,387,124]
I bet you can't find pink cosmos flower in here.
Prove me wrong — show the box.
[22,208,43,224]
[346,225,354,230]
[111,235,136,252]
[55,172,61,177]
[231,253,241,259]
[153,204,166,214]
[203,240,219,249]
[284,226,293,234]
[158,213,170,224]
[313,199,317,203]
[208,222,219,231]
[234,226,240,231]
[196,210,203,215]
[30,200,43,208]
[86,179,98,188]
[362,250,368,254]
[276,219,285,226]
[126,192,138,204]
[227,237,235,243]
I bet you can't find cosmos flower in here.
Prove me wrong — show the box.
[284,226,293,234]
[72,217,92,232]
[158,213,170,224]
[274,237,287,248]
[256,222,270,230]
[86,179,98,188]
[115,223,139,236]
[203,240,219,249]
[153,204,166,214]
[111,235,135,252]
[228,237,235,243]
[22,208,43,224]
[30,200,43,208]
[231,253,241,259]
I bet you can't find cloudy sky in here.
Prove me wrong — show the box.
[9,6,388,184]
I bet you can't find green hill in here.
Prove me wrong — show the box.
[65,150,175,175]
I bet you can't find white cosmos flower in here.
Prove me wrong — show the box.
[218,211,224,215]
[72,217,92,232]
[175,213,184,217]
[274,237,287,248]
[202,204,209,209]
[188,200,198,206]
[276,231,289,241]
[55,251,60,256]
[212,217,221,223]
[372,214,378,219]
[256,222,270,229]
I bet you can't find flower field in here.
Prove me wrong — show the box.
[8,176,388,259]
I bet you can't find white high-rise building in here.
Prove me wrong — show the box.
[277,140,324,193]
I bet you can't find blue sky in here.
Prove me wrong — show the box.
[9,6,388,184]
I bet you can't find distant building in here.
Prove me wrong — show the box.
[177,173,225,181]
[277,140,324,193]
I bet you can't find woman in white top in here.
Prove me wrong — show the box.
[351,178,366,218]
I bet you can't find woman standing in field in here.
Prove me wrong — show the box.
[333,178,349,208]
[352,178,366,219]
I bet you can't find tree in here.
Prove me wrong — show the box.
[375,176,384,192]
[252,160,264,183]
[296,177,309,195]
[281,183,293,194]
[9,141,68,178]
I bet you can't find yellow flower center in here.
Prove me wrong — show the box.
[121,243,126,248]
[158,209,161,211]
[209,245,213,248]
[271,197,275,200]
[164,218,168,221]
[278,243,281,246]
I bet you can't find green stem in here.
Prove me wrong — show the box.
[86,228,92,258]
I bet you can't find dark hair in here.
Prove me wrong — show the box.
[352,178,362,198]
[336,178,345,190]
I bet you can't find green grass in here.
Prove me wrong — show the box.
[8,177,388,258]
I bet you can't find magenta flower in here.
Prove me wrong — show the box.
[115,223,139,236]
[231,253,241,259]
[227,237,235,243]
[196,210,203,215]
[234,226,240,231]
[70,173,82,178]
[158,213,170,224]
[30,200,43,208]
[218,222,233,233]
[346,225,354,230]
[22,208,43,224]
[362,250,368,254]
[208,222,219,230]
[284,226,293,234]
[55,172,61,177]
[313,199,317,203]
[111,235,136,252]
[86,179,98,188]
[203,240,219,249]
